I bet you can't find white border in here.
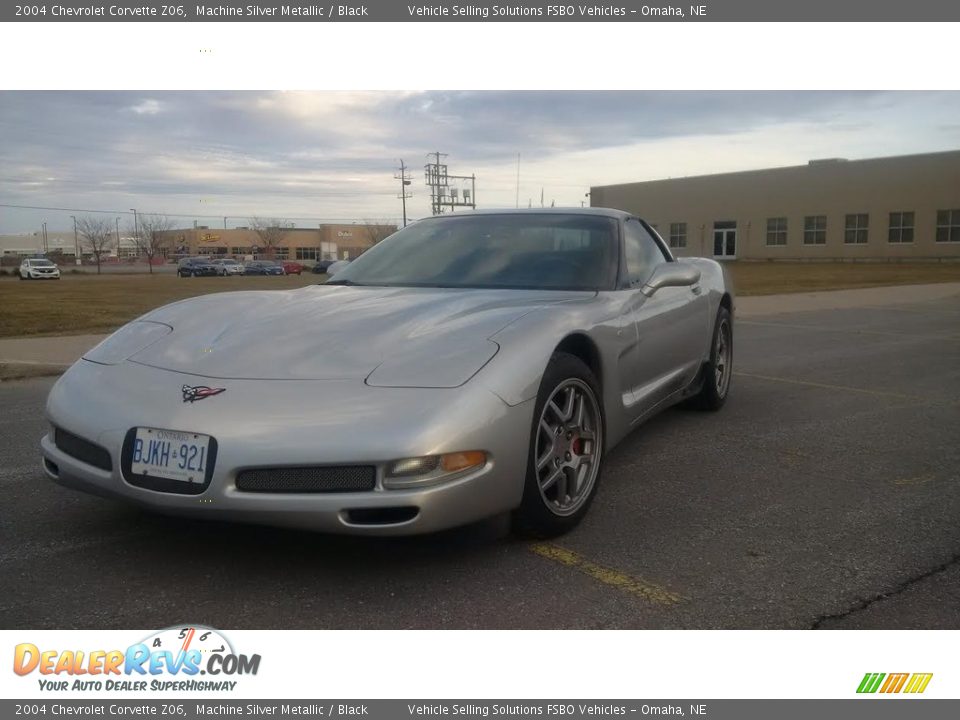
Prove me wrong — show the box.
[1,22,958,90]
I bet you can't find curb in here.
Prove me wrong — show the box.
[0,361,69,382]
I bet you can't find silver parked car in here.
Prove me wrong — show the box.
[211,258,245,276]
[40,209,733,536]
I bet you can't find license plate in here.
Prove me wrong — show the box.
[130,427,211,484]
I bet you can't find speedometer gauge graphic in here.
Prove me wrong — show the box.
[140,625,234,657]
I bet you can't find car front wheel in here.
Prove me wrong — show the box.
[513,352,604,537]
[691,306,732,411]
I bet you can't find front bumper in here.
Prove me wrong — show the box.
[41,359,533,535]
[28,271,60,278]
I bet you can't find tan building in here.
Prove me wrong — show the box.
[590,150,960,261]
[158,223,397,263]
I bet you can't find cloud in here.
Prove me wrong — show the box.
[129,98,163,115]
[0,91,958,233]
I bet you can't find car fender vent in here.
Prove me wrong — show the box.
[54,427,113,472]
[235,465,376,493]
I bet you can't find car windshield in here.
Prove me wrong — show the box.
[30,259,55,266]
[329,213,619,291]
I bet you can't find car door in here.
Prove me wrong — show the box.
[620,218,707,418]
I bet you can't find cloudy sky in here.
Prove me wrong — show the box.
[2,90,959,234]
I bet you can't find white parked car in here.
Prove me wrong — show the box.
[19,258,61,280]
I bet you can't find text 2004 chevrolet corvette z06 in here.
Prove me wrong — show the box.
[41,209,733,536]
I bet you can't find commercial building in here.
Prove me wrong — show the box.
[157,223,397,263]
[590,150,960,261]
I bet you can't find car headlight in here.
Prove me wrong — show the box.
[383,451,487,489]
[83,321,173,365]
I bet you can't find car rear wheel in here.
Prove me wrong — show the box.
[691,306,732,411]
[513,352,604,537]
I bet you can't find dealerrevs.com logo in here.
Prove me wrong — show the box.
[13,625,260,693]
[857,673,933,694]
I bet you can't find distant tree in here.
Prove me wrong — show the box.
[249,217,290,258]
[361,220,397,248]
[76,216,115,274]
[133,214,176,274]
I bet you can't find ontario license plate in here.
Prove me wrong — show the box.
[130,427,212,484]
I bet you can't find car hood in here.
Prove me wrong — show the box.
[128,285,591,385]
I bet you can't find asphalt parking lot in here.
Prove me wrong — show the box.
[1,289,958,629]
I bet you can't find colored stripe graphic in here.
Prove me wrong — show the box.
[904,674,934,694]
[857,673,885,693]
[857,672,932,694]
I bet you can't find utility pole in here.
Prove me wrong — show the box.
[395,159,413,227]
[424,152,476,216]
[42,222,48,253]
[70,215,80,265]
[223,216,228,230]
[116,217,121,257]
[515,153,520,209]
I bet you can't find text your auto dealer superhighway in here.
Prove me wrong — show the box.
[49,5,159,16]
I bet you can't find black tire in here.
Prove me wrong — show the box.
[691,306,733,411]
[512,352,605,538]
[18,273,24,280]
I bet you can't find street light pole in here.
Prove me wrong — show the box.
[70,215,80,265]
[116,217,122,260]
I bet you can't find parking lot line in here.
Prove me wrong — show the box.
[733,371,930,402]
[529,542,685,606]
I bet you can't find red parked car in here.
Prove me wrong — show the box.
[281,261,304,275]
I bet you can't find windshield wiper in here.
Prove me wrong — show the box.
[324,279,363,286]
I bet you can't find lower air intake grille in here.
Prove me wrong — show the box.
[54,427,113,472]
[235,466,376,493]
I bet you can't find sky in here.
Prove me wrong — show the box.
[1,90,959,234]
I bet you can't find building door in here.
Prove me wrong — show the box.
[713,221,737,259]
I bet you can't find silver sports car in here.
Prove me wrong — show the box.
[41,208,733,536]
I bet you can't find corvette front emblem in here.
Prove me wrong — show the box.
[182,384,226,403]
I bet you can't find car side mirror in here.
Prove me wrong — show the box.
[641,263,701,297]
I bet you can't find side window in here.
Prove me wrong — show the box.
[623,219,666,287]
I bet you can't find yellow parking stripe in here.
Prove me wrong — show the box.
[529,542,684,605]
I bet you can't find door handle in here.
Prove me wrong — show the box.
[691,285,702,295]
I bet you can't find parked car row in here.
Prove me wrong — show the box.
[176,258,309,277]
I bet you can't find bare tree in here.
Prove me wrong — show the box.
[249,217,290,258]
[361,220,397,248]
[76,216,115,274]
[133,214,176,274]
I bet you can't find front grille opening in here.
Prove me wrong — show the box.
[54,427,113,471]
[235,465,376,493]
[344,507,419,526]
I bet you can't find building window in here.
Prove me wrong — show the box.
[669,222,687,249]
[230,246,252,256]
[766,217,787,246]
[936,209,960,243]
[803,215,827,245]
[296,247,320,260]
[844,214,869,244]
[273,247,290,260]
[888,212,914,243]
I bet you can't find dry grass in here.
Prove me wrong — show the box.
[728,261,960,296]
[0,273,321,338]
[1,263,959,338]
